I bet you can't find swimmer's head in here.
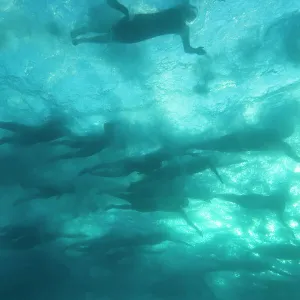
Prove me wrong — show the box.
[184,5,198,24]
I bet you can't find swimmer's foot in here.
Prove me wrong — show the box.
[72,38,79,46]
[195,47,207,55]
[70,30,77,40]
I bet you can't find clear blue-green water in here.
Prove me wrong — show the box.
[0,0,300,299]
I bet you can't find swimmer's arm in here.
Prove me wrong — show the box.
[180,26,206,55]
[106,0,129,18]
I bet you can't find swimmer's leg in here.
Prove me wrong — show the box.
[107,0,129,18]
[89,167,127,177]
[0,136,15,145]
[52,139,83,149]
[70,27,90,39]
[49,152,76,162]
[72,34,112,46]
[78,164,103,176]
[104,204,132,211]
[50,147,98,161]
[13,193,39,206]
[0,121,30,133]
[71,26,109,40]
[79,161,120,176]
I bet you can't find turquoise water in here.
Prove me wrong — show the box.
[0,0,300,299]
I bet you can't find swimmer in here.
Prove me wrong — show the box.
[49,122,115,162]
[0,117,68,146]
[71,0,206,55]
[14,183,75,206]
[78,147,171,177]
[189,127,300,163]
[106,183,203,237]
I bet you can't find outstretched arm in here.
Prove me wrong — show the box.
[180,26,206,55]
[107,0,129,18]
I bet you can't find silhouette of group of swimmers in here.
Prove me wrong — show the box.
[0,218,298,299]
[0,104,299,237]
[0,0,298,241]
[0,111,299,294]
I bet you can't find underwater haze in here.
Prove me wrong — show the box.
[1,0,300,299]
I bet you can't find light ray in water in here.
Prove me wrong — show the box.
[243,102,259,124]
[289,220,298,228]
[266,220,276,233]
[294,165,300,173]
[213,220,223,228]
[233,228,243,236]
[247,229,260,242]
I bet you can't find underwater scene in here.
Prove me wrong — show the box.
[1,0,300,299]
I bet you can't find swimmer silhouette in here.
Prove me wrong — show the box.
[190,127,300,163]
[0,221,86,250]
[79,148,170,177]
[0,118,67,146]
[14,182,75,206]
[71,0,206,55]
[106,189,203,237]
[214,191,296,238]
[145,155,224,184]
[50,122,115,161]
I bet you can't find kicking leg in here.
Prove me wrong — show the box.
[14,193,39,206]
[49,152,77,162]
[50,147,97,162]
[0,136,15,146]
[52,139,83,149]
[70,26,91,39]
[72,33,112,46]
[0,121,30,133]
[107,0,129,18]
[90,167,128,177]
[70,25,109,40]
[104,204,132,211]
